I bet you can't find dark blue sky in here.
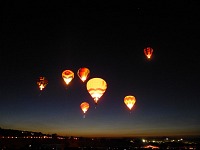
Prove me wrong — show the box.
[1,1,200,137]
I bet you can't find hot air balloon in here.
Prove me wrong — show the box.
[80,102,90,118]
[80,102,90,114]
[37,76,48,91]
[124,95,136,111]
[62,70,74,85]
[77,67,90,82]
[86,78,107,105]
[144,47,153,59]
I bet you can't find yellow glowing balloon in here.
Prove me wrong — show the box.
[77,67,90,82]
[62,70,74,85]
[86,78,107,104]
[144,47,153,59]
[80,102,90,114]
[37,76,48,91]
[124,95,136,110]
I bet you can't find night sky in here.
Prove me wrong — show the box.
[1,1,200,137]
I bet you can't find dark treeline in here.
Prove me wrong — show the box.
[0,127,45,137]
[0,127,200,150]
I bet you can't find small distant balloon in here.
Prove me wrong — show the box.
[144,47,153,59]
[37,76,48,91]
[77,67,90,82]
[80,102,90,118]
[80,102,90,114]
[86,78,107,105]
[124,95,136,111]
[62,70,74,85]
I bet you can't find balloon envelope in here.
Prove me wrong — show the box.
[124,95,136,110]
[37,76,48,91]
[80,102,90,113]
[144,47,153,59]
[86,78,107,104]
[77,67,90,82]
[62,70,74,85]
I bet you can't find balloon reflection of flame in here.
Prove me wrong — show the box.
[39,84,45,90]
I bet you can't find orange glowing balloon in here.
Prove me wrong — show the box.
[37,76,48,91]
[77,67,90,82]
[62,70,74,85]
[124,95,136,110]
[144,47,153,59]
[80,102,90,114]
[86,78,107,104]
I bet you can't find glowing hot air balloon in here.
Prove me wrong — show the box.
[77,67,90,82]
[124,95,136,111]
[62,70,74,85]
[80,102,90,114]
[37,76,48,91]
[86,78,107,104]
[144,47,153,59]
